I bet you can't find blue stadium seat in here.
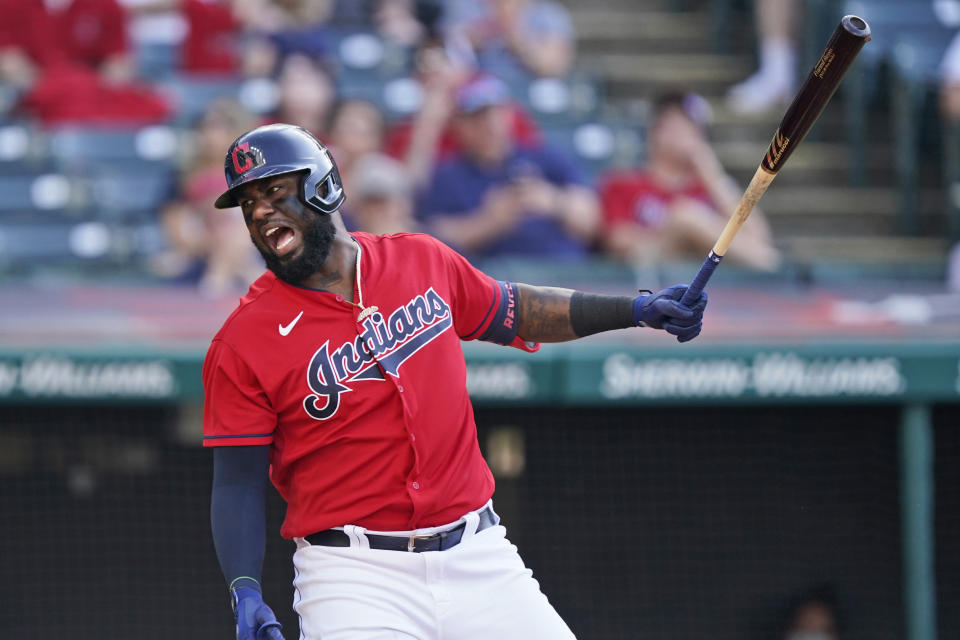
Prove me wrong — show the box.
[48,126,180,168]
[157,75,242,125]
[0,173,84,217]
[507,73,604,128]
[327,28,412,77]
[83,163,177,220]
[0,219,164,269]
[542,120,644,181]
[0,123,50,169]
[335,74,424,121]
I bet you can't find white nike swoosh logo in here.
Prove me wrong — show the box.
[279,311,304,337]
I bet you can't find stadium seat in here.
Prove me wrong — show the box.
[327,27,412,78]
[0,173,85,218]
[336,74,424,121]
[48,126,180,168]
[83,163,177,221]
[0,123,50,168]
[157,75,242,125]
[506,72,604,128]
[0,219,164,272]
[136,43,181,80]
[542,119,644,181]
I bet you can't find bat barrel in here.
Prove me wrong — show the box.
[761,15,871,174]
[842,15,871,39]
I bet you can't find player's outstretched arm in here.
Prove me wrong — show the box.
[515,283,708,344]
[211,446,286,640]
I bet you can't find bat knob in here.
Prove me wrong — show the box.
[842,15,871,40]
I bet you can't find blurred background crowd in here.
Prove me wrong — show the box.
[1,3,959,640]
[1,0,958,298]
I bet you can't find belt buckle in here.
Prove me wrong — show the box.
[407,533,436,553]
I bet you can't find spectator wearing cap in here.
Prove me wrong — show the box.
[445,0,575,78]
[600,91,780,271]
[345,153,418,236]
[419,73,599,261]
[383,42,541,190]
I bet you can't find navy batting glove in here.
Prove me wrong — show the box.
[233,587,285,640]
[633,285,708,343]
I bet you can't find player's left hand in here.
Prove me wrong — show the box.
[633,284,708,343]
[233,587,285,640]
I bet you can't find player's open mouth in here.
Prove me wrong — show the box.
[263,223,300,257]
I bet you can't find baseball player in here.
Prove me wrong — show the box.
[204,124,708,640]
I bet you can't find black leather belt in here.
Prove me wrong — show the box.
[305,505,498,553]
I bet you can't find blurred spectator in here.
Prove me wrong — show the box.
[777,584,842,640]
[117,0,188,77]
[346,153,417,235]
[600,92,780,271]
[270,53,336,136]
[0,0,169,124]
[727,0,798,115]
[373,0,426,48]
[419,73,599,261]
[949,243,960,291]
[180,0,242,75]
[231,0,336,73]
[941,30,960,118]
[153,99,262,295]
[445,0,575,78]
[326,98,387,193]
[384,43,541,188]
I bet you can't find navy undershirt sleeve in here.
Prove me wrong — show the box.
[211,445,270,591]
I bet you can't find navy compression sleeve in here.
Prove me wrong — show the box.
[211,445,270,591]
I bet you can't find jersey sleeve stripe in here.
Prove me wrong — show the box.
[477,281,520,346]
[203,433,274,440]
[462,278,500,340]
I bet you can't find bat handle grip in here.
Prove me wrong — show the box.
[680,251,723,306]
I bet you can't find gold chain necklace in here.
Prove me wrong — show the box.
[349,240,378,321]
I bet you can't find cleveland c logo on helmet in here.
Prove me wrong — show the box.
[231,142,254,174]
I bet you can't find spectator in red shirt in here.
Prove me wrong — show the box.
[181,0,239,75]
[0,0,169,124]
[600,92,780,271]
[0,0,131,82]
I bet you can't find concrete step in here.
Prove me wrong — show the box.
[715,141,897,186]
[583,52,753,99]
[573,10,713,54]
[761,186,904,217]
[783,235,949,263]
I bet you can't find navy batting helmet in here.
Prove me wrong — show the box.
[213,123,346,214]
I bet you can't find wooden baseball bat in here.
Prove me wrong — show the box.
[679,15,872,306]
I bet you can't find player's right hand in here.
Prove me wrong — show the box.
[633,284,708,343]
[233,587,285,640]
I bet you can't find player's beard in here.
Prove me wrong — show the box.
[258,211,336,285]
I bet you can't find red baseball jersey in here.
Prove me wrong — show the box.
[203,232,537,539]
[600,170,715,231]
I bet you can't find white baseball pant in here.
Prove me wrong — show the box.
[291,502,576,640]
